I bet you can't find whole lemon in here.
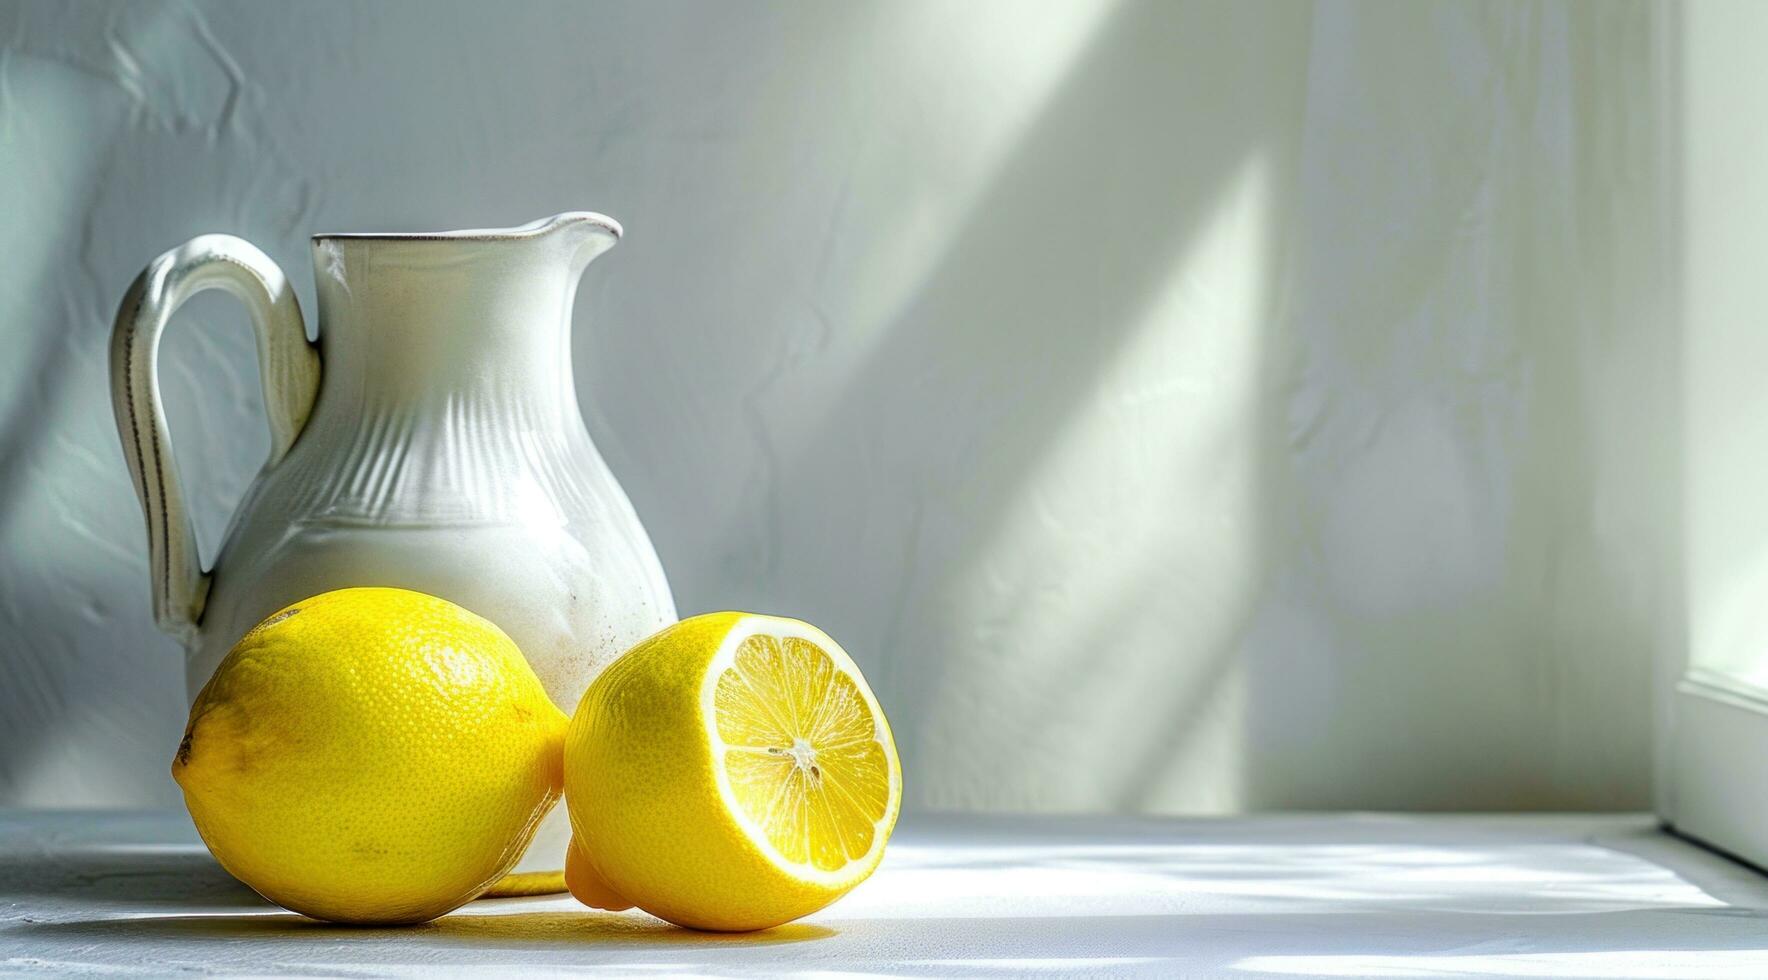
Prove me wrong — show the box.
[173,587,567,924]
[564,612,901,931]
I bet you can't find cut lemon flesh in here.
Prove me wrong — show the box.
[712,633,893,874]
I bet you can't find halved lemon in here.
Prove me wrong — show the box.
[562,612,901,931]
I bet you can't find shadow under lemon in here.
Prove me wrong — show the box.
[14,908,835,948]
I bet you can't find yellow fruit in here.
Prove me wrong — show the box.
[563,612,901,931]
[172,587,567,925]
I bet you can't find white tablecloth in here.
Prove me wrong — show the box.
[3,811,1766,977]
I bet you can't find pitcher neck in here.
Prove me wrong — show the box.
[312,249,576,412]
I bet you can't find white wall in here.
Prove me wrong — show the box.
[0,0,1669,812]
[1682,0,1768,695]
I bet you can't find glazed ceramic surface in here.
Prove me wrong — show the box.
[110,213,677,874]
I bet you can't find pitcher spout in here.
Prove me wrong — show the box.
[521,211,624,276]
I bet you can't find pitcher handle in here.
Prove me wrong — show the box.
[109,235,321,644]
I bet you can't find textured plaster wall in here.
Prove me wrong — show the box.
[0,0,1670,811]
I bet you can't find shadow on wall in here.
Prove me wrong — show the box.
[706,0,1306,812]
[1237,1,1667,811]
[0,1,263,805]
[692,0,1668,812]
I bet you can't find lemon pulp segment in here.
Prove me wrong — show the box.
[712,633,893,873]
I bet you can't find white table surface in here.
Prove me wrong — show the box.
[2,810,1766,978]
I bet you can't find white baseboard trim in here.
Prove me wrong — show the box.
[1665,676,1768,869]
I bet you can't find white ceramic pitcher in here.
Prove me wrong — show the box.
[109,212,677,887]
